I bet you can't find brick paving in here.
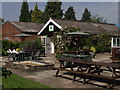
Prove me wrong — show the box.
[1,53,120,89]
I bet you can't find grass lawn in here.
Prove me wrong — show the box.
[2,74,55,89]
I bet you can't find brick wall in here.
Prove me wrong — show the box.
[2,22,21,42]
[2,22,38,42]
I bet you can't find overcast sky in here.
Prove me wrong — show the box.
[1,1,119,24]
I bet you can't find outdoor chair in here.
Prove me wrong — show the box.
[30,51,40,60]
[24,52,32,60]
[34,51,41,60]
[12,53,17,61]
[8,53,13,61]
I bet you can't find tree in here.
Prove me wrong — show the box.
[29,10,32,22]
[42,0,63,23]
[81,8,91,22]
[31,3,43,23]
[19,1,30,22]
[63,6,76,20]
[0,18,4,27]
[91,34,111,53]
[90,14,107,23]
[0,18,4,23]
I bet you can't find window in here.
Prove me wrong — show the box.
[117,38,120,47]
[41,36,46,46]
[112,37,120,47]
[113,37,116,47]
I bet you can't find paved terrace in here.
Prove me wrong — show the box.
[1,53,120,89]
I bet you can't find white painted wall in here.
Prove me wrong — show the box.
[51,42,54,54]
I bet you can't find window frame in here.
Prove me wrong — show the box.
[112,37,120,47]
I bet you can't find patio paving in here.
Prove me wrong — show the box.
[1,53,120,89]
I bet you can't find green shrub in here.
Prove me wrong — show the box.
[22,38,43,51]
[2,67,12,78]
[12,42,21,49]
[2,40,22,56]
[91,34,111,53]
[2,40,13,56]
[55,53,62,58]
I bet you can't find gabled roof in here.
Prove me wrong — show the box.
[37,18,62,35]
[38,18,118,35]
[9,21,44,33]
[53,19,118,34]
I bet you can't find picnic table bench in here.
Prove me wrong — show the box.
[52,57,120,88]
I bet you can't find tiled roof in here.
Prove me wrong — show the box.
[53,19,118,34]
[10,21,44,33]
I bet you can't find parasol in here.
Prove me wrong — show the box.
[13,33,32,42]
[66,32,90,36]
[13,33,33,59]
[65,32,90,54]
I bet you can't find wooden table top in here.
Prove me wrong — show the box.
[57,57,120,68]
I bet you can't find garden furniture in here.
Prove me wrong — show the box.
[53,57,120,88]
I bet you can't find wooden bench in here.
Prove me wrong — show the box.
[53,58,120,88]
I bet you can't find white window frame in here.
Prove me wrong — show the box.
[112,37,120,48]
[41,36,46,46]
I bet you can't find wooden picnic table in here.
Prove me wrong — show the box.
[64,50,90,55]
[62,53,92,61]
[53,57,120,88]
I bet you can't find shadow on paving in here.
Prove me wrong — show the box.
[56,72,120,89]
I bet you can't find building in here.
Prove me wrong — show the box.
[2,18,119,55]
[2,21,44,42]
[111,34,120,61]
[38,18,118,55]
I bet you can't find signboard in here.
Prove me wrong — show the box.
[4,37,10,40]
[49,25,54,32]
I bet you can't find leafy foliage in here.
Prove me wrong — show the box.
[42,1,63,23]
[81,8,91,22]
[22,38,43,51]
[19,1,30,22]
[90,14,107,23]
[31,3,43,23]
[29,10,33,22]
[2,40,13,56]
[91,34,111,53]
[64,6,76,20]
[2,40,21,56]
[50,27,80,57]
[81,8,107,23]
[61,26,80,33]
[1,67,12,79]
[0,18,4,23]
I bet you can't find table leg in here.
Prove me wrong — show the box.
[73,74,77,82]
[107,84,113,89]
[83,78,86,84]
[77,65,85,72]
[92,65,102,75]
[86,65,92,73]
[111,68,117,77]
[56,70,59,77]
